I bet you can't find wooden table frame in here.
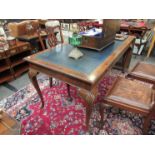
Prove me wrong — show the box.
[25,36,135,130]
[17,31,47,51]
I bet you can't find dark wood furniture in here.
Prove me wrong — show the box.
[8,20,40,38]
[128,62,155,86]
[0,111,21,135]
[132,30,153,55]
[100,76,155,134]
[120,20,151,55]
[17,31,47,41]
[79,19,120,51]
[0,41,31,84]
[7,20,47,52]
[45,25,64,48]
[17,30,47,51]
[120,20,150,37]
[25,36,135,130]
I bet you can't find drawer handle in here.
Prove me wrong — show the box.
[11,49,16,54]
[22,46,28,50]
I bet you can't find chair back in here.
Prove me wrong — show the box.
[37,25,64,50]
[46,25,64,48]
[37,28,46,50]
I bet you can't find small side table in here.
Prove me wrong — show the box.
[0,112,21,135]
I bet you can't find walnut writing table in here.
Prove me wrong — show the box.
[25,36,135,130]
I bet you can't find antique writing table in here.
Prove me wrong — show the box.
[25,36,135,129]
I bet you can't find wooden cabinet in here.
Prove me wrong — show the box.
[0,41,31,84]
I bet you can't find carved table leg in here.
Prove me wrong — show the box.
[49,77,53,88]
[78,87,98,130]
[28,68,45,109]
[66,84,72,101]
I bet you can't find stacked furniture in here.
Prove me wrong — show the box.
[7,20,39,37]
[7,20,47,52]
[120,20,153,55]
[0,41,31,84]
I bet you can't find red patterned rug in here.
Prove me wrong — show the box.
[0,71,155,135]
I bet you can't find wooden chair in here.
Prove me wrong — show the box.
[46,25,64,48]
[131,28,153,55]
[100,76,155,134]
[146,31,155,58]
[37,26,72,101]
[128,61,155,87]
[37,25,64,50]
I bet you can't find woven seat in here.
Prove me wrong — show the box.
[100,76,155,134]
[128,62,155,85]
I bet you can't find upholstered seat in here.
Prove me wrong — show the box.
[100,76,155,134]
[128,62,155,85]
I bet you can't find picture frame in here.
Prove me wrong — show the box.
[61,23,70,31]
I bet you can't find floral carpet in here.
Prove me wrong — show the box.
[0,71,155,135]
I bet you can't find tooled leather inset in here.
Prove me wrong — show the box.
[107,77,154,110]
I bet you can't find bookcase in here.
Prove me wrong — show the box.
[0,41,31,84]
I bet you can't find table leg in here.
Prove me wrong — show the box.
[78,87,97,130]
[66,84,72,101]
[122,47,132,73]
[49,77,53,88]
[28,68,45,108]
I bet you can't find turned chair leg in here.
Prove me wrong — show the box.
[143,116,151,135]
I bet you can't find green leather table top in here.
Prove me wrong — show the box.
[36,40,124,75]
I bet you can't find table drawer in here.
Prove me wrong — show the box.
[0,52,7,59]
[6,48,18,56]
[19,44,30,51]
